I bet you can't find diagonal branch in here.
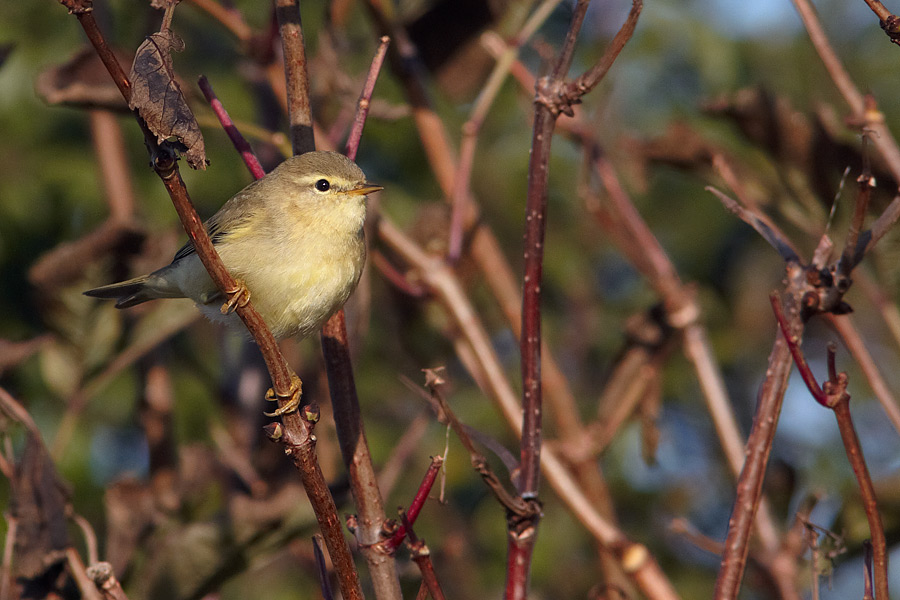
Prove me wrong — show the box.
[56,4,363,600]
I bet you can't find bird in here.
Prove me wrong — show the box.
[85,151,382,341]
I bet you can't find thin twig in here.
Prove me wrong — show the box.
[197,76,266,179]
[376,218,679,600]
[772,302,889,599]
[71,511,99,566]
[312,534,335,600]
[713,288,802,599]
[402,513,447,600]
[791,0,900,249]
[344,36,390,158]
[447,0,566,261]
[838,138,874,274]
[826,313,900,436]
[385,455,444,551]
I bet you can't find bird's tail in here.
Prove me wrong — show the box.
[84,273,182,308]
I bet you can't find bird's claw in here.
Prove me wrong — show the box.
[221,280,251,314]
[264,375,303,417]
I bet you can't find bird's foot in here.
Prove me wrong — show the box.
[264,374,303,417]
[220,280,251,314]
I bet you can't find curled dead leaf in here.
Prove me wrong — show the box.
[129,30,208,169]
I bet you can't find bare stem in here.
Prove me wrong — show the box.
[197,76,266,179]
[447,0,566,261]
[791,0,900,252]
[376,218,679,600]
[772,304,890,599]
[386,456,444,550]
[275,0,315,152]
[826,313,900,435]
[831,400,889,599]
[403,515,447,600]
[322,37,401,600]
[714,292,798,599]
[344,36,390,159]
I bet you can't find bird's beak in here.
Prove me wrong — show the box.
[349,183,383,196]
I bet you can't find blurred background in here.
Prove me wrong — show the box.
[1,0,900,598]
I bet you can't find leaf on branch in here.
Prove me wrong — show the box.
[129,30,208,169]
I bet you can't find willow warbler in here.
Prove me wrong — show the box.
[85,151,381,340]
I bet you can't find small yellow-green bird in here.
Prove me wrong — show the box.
[85,151,381,340]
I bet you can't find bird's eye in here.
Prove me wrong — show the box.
[315,179,331,192]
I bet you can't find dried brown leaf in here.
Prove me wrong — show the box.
[35,45,131,111]
[10,435,71,579]
[129,30,207,169]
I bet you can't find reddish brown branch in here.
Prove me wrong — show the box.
[376,218,679,600]
[714,289,800,599]
[317,37,401,600]
[515,3,642,596]
[385,455,443,551]
[402,514,447,600]
[275,0,315,152]
[826,313,900,435]
[344,36,390,159]
[197,75,265,179]
[57,5,363,600]
[771,294,827,406]
[772,301,889,599]
[861,0,900,44]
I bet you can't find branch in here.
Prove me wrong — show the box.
[274,5,393,595]
[344,36,390,159]
[713,289,801,599]
[274,0,314,152]
[402,514,447,600]
[516,3,641,595]
[197,74,368,600]
[771,302,890,598]
[385,455,444,551]
[826,313,900,435]
[56,5,363,600]
[447,0,567,261]
[376,218,679,600]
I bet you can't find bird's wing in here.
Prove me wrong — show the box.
[170,186,259,264]
[171,218,232,262]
